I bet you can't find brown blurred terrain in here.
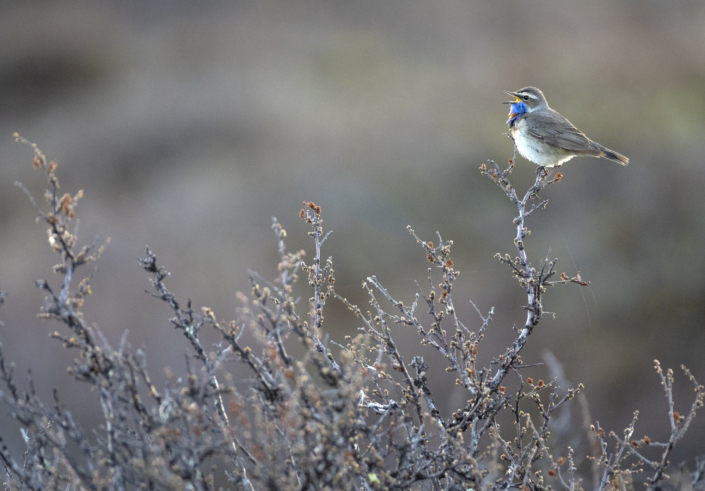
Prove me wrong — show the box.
[1,0,704,466]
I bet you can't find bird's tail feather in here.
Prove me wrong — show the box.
[595,143,629,166]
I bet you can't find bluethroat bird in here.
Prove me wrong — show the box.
[504,87,629,167]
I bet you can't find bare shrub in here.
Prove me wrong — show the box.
[0,137,702,490]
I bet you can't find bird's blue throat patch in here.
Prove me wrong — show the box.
[507,102,527,125]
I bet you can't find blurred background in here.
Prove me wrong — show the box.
[1,0,704,475]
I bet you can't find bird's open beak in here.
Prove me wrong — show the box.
[502,91,521,104]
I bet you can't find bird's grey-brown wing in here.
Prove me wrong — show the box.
[525,111,600,156]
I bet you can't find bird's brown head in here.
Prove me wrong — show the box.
[503,86,548,110]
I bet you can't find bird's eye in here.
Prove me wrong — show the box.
[523,95,530,101]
